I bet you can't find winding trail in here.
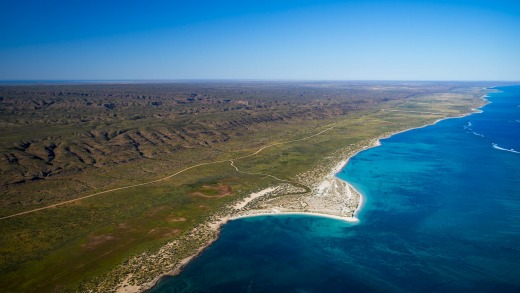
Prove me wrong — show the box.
[1,126,334,221]
[229,160,311,194]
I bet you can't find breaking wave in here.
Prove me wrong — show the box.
[492,143,520,154]
[463,121,484,137]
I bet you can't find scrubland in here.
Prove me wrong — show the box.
[0,81,490,291]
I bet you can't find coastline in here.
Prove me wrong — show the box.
[133,147,368,293]
[232,211,360,223]
[116,93,490,293]
[135,164,364,293]
[139,86,520,292]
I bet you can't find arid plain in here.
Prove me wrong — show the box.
[0,81,491,292]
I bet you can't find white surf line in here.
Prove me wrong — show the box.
[1,126,334,220]
[233,211,359,223]
[492,143,520,154]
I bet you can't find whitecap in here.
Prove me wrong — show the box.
[492,143,520,154]
[472,132,484,137]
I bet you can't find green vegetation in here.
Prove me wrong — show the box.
[0,82,490,292]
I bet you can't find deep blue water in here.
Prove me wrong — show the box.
[149,86,520,292]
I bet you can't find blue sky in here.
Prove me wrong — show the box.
[1,0,519,81]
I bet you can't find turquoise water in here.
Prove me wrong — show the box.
[149,86,520,292]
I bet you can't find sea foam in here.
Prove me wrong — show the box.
[492,143,520,154]
[463,121,484,137]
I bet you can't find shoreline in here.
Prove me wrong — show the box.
[232,211,360,223]
[135,187,283,293]
[121,93,491,293]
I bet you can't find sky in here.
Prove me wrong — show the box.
[1,0,519,81]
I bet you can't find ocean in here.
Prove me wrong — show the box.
[149,86,520,292]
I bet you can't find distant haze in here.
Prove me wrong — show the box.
[1,0,519,81]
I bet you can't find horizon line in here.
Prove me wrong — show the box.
[1,79,519,86]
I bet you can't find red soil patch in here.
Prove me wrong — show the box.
[81,235,117,250]
[190,183,233,198]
